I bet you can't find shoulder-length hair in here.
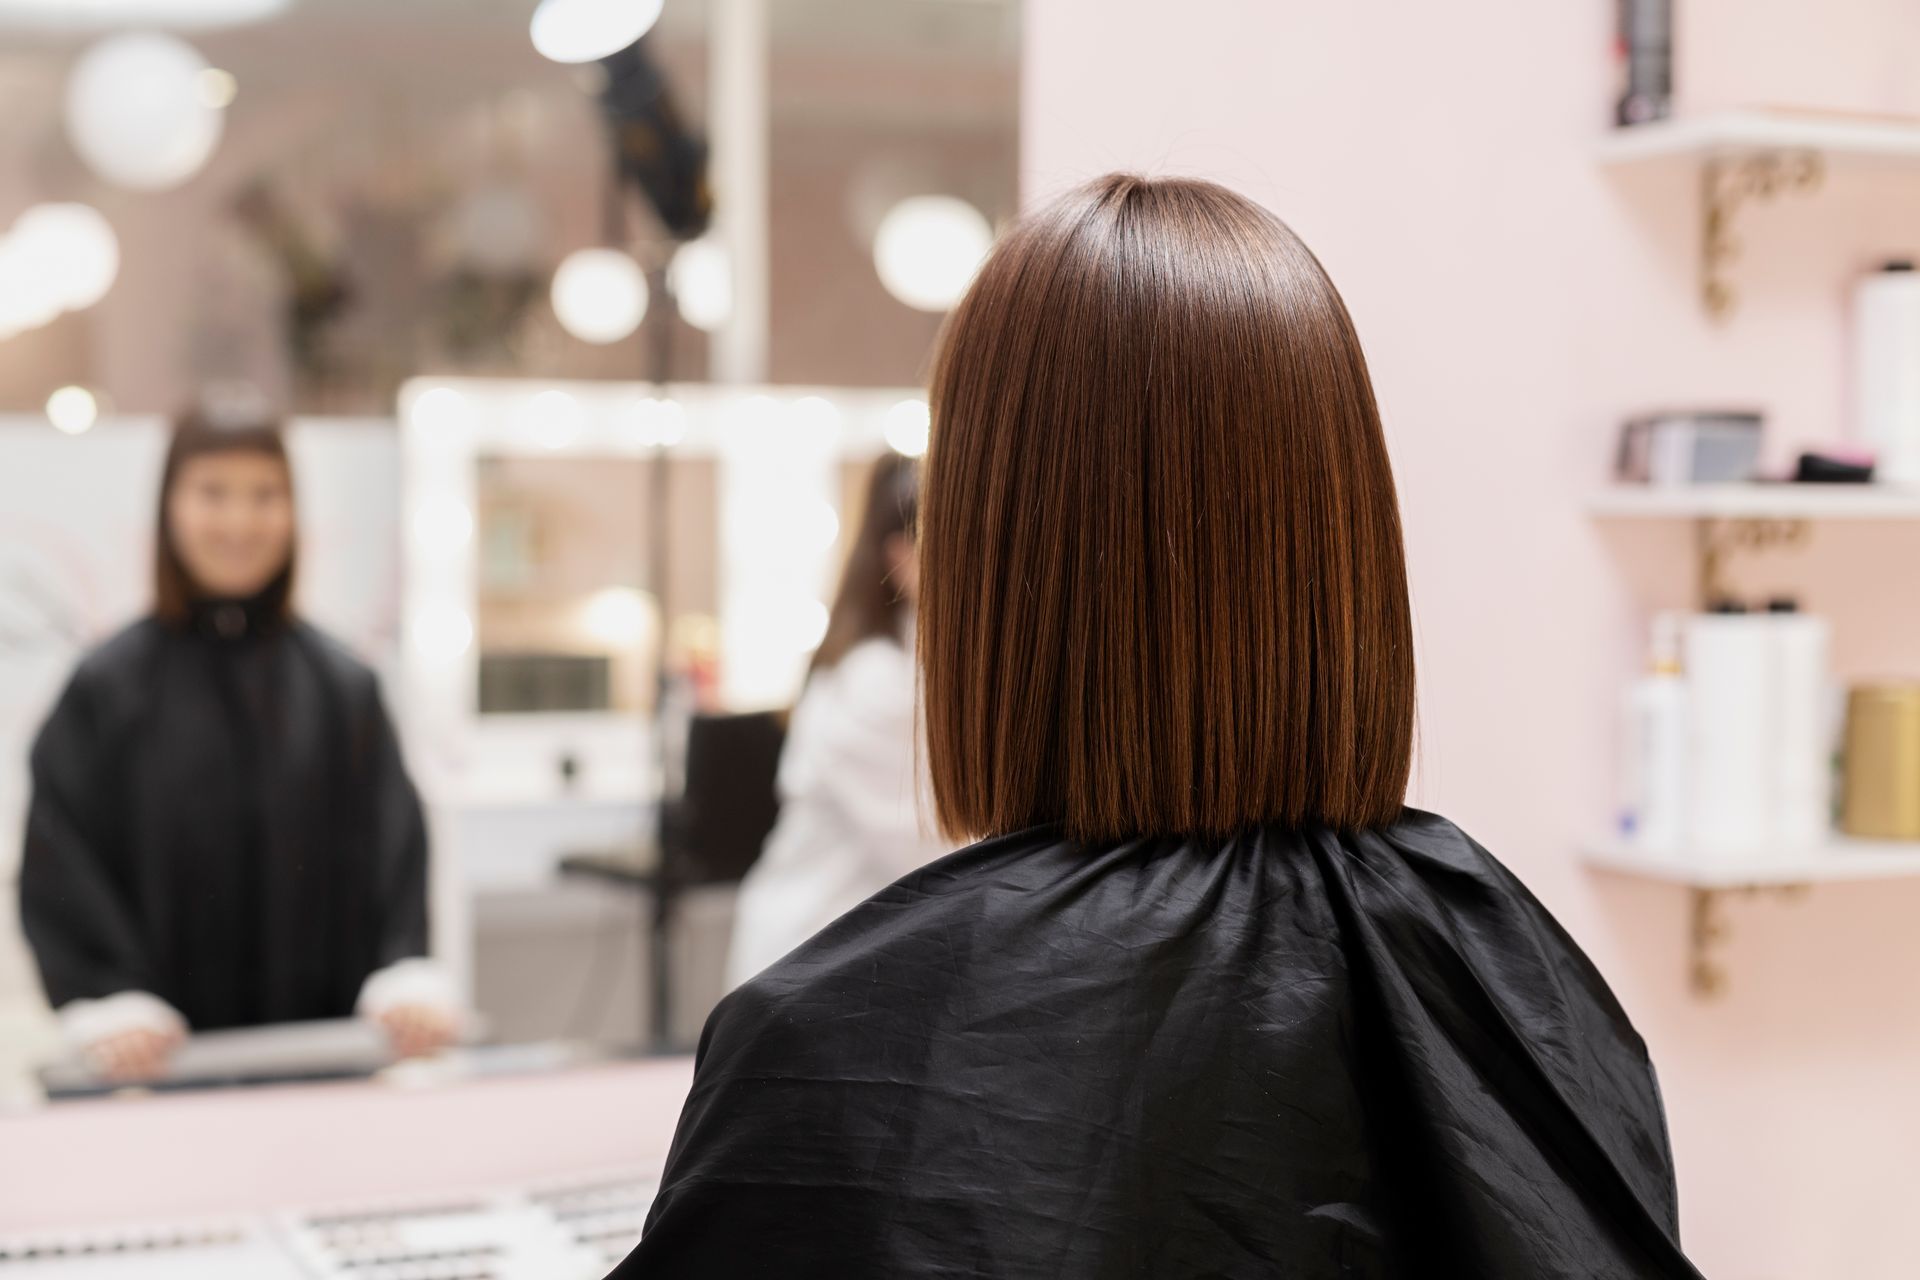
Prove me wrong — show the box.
[918,173,1415,842]
[153,409,298,626]
[811,452,917,675]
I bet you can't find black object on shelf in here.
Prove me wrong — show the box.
[1793,451,1876,484]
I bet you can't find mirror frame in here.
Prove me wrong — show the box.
[398,376,921,805]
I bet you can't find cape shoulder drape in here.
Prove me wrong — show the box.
[614,810,1701,1279]
[20,616,428,1030]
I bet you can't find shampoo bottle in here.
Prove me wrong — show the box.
[1622,612,1688,850]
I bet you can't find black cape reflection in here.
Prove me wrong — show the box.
[614,810,1701,1279]
[20,607,429,1030]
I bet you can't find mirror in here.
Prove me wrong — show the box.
[0,0,1017,1154]
[0,0,1019,1255]
[474,455,718,717]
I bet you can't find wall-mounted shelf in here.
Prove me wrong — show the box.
[1590,484,1920,605]
[1588,484,1920,521]
[1583,836,1920,888]
[1591,112,1920,1003]
[1599,110,1920,319]
[1585,836,1920,997]
[1598,111,1920,168]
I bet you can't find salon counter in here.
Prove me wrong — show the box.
[0,1054,694,1235]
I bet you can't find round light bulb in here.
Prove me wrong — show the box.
[722,394,781,452]
[667,237,732,332]
[799,500,841,553]
[65,33,225,191]
[45,386,99,435]
[413,606,474,661]
[530,0,664,64]
[884,398,931,458]
[0,1,290,27]
[581,587,654,648]
[551,247,648,344]
[790,395,841,447]
[527,389,586,450]
[873,195,992,312]
[624,396,689,448]
[12,203,119,311]
[408,386,472,435]
[410,496,474,559]
[651,398,686,446]
[794,598,831,651]
[0,234,68,336]
[196,67,237,109]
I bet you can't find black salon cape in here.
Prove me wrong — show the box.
[613,810,1701,1279]
[19,612,428,1030]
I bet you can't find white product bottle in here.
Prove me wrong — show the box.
[1621,612,1688,851]
[1764,599,1833,848]
[1685,607,1776,854]
[1851,260,1920,486]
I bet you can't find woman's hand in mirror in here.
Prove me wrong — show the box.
[375,1003,459,1059]
[86,1025,184,1082]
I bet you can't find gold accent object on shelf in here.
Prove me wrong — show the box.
[1842,683,1920,839]
[1691,515,1809,608]
[1700,150,1824,321]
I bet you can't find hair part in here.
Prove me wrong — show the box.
[152,408,298,626]
[918,173,1415,842]
[811,452,918,675]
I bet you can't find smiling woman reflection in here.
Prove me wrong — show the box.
[20,410,456,1082]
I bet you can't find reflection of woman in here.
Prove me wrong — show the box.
[724,455,944,987]
[618,177,1701,1277]
[20,411,456,1081]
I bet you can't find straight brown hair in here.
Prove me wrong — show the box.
[919,173,1415,842]
[811,452,917,676]
[153,410,297,626]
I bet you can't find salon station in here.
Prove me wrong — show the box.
[2,2,1920,1277]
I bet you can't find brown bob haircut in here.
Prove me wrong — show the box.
[919,174,1415,842]
[153,408,297,626]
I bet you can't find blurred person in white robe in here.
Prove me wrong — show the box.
[725,455,946,986]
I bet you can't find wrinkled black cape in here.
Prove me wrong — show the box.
[19,613,428,1030]
[614,811,1700,1279]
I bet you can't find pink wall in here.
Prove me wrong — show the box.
[1023,4,1920,1277]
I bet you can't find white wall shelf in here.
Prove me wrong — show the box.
[1598,111,1920,167]
[1599,110,1920,319]
[1584,836,1920,996]
[1588,484,1920,521]
[1591,111,1920,999]
[1583,837,1920,889]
